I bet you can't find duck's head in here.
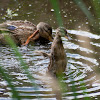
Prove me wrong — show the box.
[23,22,53,45]
[37,22,53,42]
[56,27,71,40]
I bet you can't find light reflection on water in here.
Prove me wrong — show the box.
[0,30,100,99]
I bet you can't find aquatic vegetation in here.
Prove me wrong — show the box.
[2,8,18,19]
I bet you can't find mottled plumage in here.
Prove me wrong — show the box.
[37,27,69,77]
[48,27,68,76]
[0,20,53,45]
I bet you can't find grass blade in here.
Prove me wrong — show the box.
[50,0,63,26]
[0,65,21,100]
[73,0,95,23]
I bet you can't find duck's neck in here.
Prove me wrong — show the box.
[51,33,62,48]
[55,32,62,42]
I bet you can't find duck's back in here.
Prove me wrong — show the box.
[0,20,36,34]
[0,20,37,45]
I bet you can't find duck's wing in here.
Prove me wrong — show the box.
[0,21,18,31]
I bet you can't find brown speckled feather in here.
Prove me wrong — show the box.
[0,20,53,45]
[0,20,36,45]
[48,33,67,76]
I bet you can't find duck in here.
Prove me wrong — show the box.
[0,20,53,46]
[36,27,70,77]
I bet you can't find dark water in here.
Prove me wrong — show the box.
[0,0,100,100]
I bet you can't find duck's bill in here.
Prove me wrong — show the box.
[48,36,53,42]
[65,34,72,40]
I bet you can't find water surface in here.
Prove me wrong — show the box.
[0,0,100,100]
[0,29,100,100]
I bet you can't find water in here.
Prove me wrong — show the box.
[0,29,100,100]
[0,0,100,100]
